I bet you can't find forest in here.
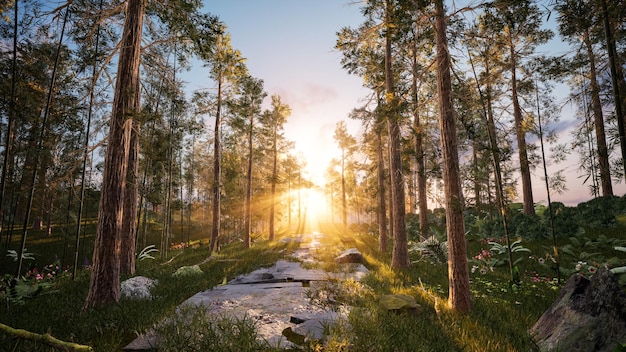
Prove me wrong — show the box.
[1,0,626,351]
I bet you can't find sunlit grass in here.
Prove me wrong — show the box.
[3,203,624,351]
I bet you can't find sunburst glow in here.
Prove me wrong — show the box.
[288,186,331,234]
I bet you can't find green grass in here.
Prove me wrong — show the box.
[1,216,625,351]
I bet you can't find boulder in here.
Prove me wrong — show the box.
[334,248,363,264]
[121,276,157,300]
[530,269,626,352]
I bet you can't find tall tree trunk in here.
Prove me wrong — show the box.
[74,0,103,280]
[583,32,613,196]
[0,0,19,240]
[209,78,222,253]
[385,0,408,269]
[376,128,388,252]
[17,7,69,276]
[120,120,139,276]
[601,0,626,182]
[483,62,504,212]
[269,124,277,241]
[411,47,428,239]
[434,0,471,312]
[508,27,534,215]
[243,112,253,248]
[341,148,347,230]
[85,0,144,308]
[472,141,481,208]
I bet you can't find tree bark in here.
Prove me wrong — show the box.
[376,127,388,252]
[209,78,223,253]
[269,122,278,241]
[411,46,428,239]
[341,147,347,230]
[601,0,626,183]
[243,111,253,248]
[85,0,144,308]
[120,119,139,276]
[385,0,409,269]
[434,0,471,312]
[583,32,613,196]
[508,27,534,215]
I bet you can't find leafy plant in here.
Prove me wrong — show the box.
[137,244,159,261]
[488,239,531,267]
[1,274,51,306]
[409,236,448,265]
[6,249,35,262]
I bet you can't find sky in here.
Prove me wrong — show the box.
[183,0,368,187]
[181,0,625,206]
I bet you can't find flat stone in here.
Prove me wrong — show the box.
[229,260,330,284]
[125,233,353,350]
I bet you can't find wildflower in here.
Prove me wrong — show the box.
[538,258,545,264]
[480,268,487,275]
[471,265,478,273]
[588,266,597,274]
[575,261,586,271]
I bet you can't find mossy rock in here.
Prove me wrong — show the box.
[172,265,203,277]
[380,294,422,314]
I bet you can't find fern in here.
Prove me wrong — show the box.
[137,244,159,261]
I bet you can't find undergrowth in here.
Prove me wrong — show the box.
[1,212,625,351]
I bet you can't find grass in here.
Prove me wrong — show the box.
[1,216,625,351]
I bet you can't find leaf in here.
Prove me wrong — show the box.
[610,267,626,275]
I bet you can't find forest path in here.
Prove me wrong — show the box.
[124,232,368,350]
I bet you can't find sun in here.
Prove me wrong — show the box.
[287,186,332,234]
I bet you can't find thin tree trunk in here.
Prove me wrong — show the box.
[535,78,561,284]
[411,46,428,239]
[74,0,102,280]
[269,124,277,241]
[601,0,626,182]
[376,127,388,252]
[386,0,408,269]
[209,78,223,253]
[341,148,347,230]
[472,141,481,208]
[583,32,612,196]
[0,0,19,240]
[468,49,514,282]
[85,0,144,308]
[17,7,69,276]
[243,112,253,248]
[508,27,534,215]
[120,120,139,276]
[434,0,471,312]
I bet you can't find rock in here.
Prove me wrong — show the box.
[530,269,626,352]
[121,276,157,300]
[282,327,306,346]
[380,294,422,314]
[172,265,203,277]
[334,248,363,264]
